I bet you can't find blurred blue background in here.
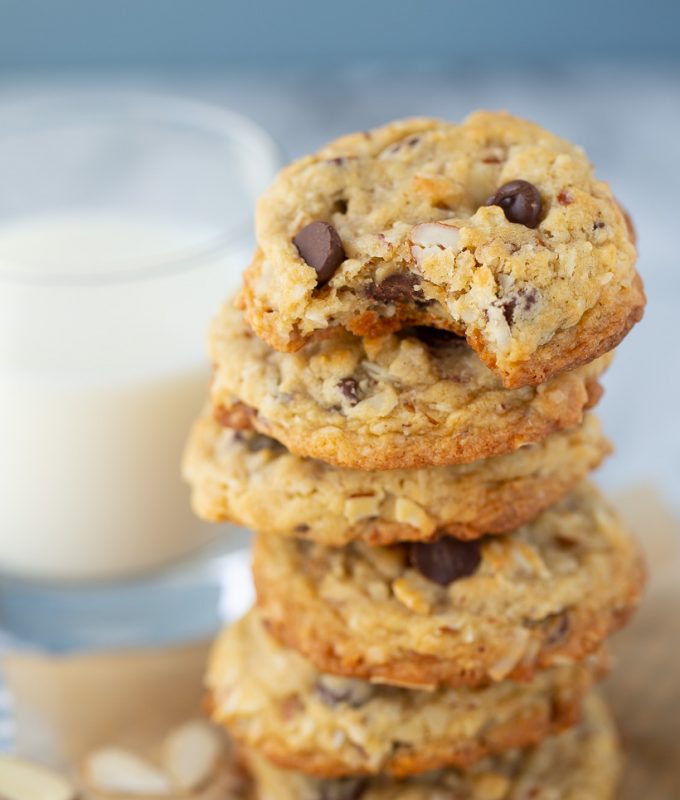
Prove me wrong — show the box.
[1,0,679,67]
[0,0,678,501]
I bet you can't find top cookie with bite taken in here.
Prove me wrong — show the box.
[240,111,644,388]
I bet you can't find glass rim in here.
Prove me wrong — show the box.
[0,90,283,288]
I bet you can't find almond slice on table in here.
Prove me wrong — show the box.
[162,720,223,792]
[81,747,173,797]
[0,755,76,800]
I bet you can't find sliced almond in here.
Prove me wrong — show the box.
[162,720,223,792]
[488,628,532,682]
[81,747,172,797]
[0,756,76,800]
[409,222,460,266]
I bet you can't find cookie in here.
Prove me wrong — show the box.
[240,111,644,388]
[184,412,611,545]
[253,483,645,688]
[208,610,606,777]
[209,302,611,471]
[243,691,621,800]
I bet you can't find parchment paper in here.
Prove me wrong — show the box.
[603,485,680,799]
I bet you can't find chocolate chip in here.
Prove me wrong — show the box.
[246,433,279,453]
[500,297,516,326]
[486,180,542,228]
[366,272,422,303]
[337,377,360,405]
[409,537,481,586]
[294,221,346,287]
[520,287,538,310]
[319,779,368,800]
[315,675,372,708]
[498,287,539,326]
[405,326,464,348]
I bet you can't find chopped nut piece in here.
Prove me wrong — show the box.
[392,576,432,615]
[343,494,381,523]
[394,497,436,536]
[488,629,532,681]
[409,222,461,267]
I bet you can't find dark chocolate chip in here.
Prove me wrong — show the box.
[409,537,481,586]
[520,287,538,312]
[315,675,372,708]
[501,297,517,326]
[294,523,311,534]
[404,326,464,348]
[498,287,539,326]
[294,221,346,287]
[244,433,279,453]
[318,779,368,800]
[486,180,542,228]
[366,272,422,303]
[337,377,360,406]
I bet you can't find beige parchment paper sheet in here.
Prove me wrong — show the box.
[602,486,680,799]
[2,484,679,797]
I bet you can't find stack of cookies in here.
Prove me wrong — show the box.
[184,112,646,799]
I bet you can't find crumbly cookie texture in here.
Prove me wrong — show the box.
[184,412,610,545]
[208,611,606,778]
[243,691,620,800]
[253,483,645,689]
[209,302,611,471]
[240,111,644,388]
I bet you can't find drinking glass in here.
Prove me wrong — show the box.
[0,93,278,725]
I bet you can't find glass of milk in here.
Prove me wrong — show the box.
[0,91,281,583]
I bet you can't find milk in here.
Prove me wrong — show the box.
[0,210,246,580]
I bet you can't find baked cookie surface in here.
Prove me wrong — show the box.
[241,111,644,387]
[253,483,645,688]
[208,611,605,777]
[210,302,611,471]
[184,412,610,545]
[243,691,620,800]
